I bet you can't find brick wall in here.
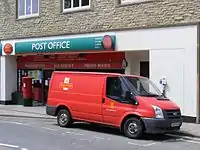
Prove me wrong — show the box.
[0,0,199,40]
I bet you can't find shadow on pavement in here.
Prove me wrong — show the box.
[53,122,182,142]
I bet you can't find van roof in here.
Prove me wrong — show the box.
[53,71,144,78]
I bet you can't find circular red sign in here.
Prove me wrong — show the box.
[102,35,113,49]
[4,43,13,55]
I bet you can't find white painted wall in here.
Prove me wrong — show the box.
[0,56,17,102]
[150,49,185,113]
[120,25,197,117]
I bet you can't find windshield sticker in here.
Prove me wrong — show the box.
[59,77,73,91]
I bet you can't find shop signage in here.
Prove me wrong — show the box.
[3,43,13,55]
[17,62,122,69]
[15,35,116,54]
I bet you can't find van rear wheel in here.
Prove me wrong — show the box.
[57,109,72,127]
[123,117,144,139]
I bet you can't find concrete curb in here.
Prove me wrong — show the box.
[0,108,46,115]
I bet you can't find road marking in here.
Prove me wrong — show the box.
[94,136,105,140]
[167,134,200,141]
[80,139,92,142]
[143,142,157,147]
[65,131,84,136]
[0,143,19,148]
[0,120,30,126]
[128,142,157,147]
[21,148,28,150]
[41,127,58,131]
[128,142,143,146]
[180,139,200,144]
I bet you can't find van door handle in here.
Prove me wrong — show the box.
[102,98,105,103]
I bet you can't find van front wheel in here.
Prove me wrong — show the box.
[57,109,72,127]
[123,117,144,139]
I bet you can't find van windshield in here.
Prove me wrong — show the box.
[123,76,163,97]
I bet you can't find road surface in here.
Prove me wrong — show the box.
[0,116,199,150]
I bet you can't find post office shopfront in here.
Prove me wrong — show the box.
[0,25,199,122]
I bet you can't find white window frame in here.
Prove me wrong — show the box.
[63,0,91,13]
[119,0,154,5]
[18,0,39,19]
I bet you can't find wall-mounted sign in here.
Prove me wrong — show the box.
[4,43,13,55]
[13,35,116,54]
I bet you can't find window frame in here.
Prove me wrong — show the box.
[17,0,40,19]
[118,0,154,5]
[62,0,91,13]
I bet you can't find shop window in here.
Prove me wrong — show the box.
[63,0,90,12]
[18,0,39,19]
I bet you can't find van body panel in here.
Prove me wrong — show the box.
[136,96,180,110]
[47,72,105,122]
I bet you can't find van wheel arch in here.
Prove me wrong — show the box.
[55,105,71,116]
[120,114,146,132]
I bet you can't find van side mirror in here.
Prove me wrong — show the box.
[125,91,138,105]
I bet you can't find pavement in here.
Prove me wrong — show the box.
[0,104,200,139]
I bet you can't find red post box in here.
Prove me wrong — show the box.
[22,76,33,106]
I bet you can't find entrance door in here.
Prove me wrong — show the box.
[140,61,149,78]
[43,70,53,103]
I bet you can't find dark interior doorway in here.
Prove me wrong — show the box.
[140,61,149,78]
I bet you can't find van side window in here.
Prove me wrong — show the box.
[106,77,126,102]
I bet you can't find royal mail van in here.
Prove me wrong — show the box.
[46,71,182,139]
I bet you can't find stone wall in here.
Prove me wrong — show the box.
[0,0,199,40]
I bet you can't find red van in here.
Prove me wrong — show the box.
[46,71,182,139]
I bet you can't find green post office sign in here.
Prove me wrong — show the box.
[15,35,116,54]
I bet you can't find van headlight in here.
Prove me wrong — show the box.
[152,105,164,119]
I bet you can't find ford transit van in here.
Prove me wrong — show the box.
[46,71,182,139]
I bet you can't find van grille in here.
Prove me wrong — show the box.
[164,109,181,119]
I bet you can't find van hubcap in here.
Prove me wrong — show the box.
[59,113,68,125]
[128,122,138,134]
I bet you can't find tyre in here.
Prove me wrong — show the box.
[123,117,144,139]
[57,109,72,127]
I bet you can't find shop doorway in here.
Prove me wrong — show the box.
[140,61,149,78]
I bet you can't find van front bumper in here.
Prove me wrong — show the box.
[141,117,183,134]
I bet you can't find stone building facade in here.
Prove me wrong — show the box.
[0,0,199,40]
